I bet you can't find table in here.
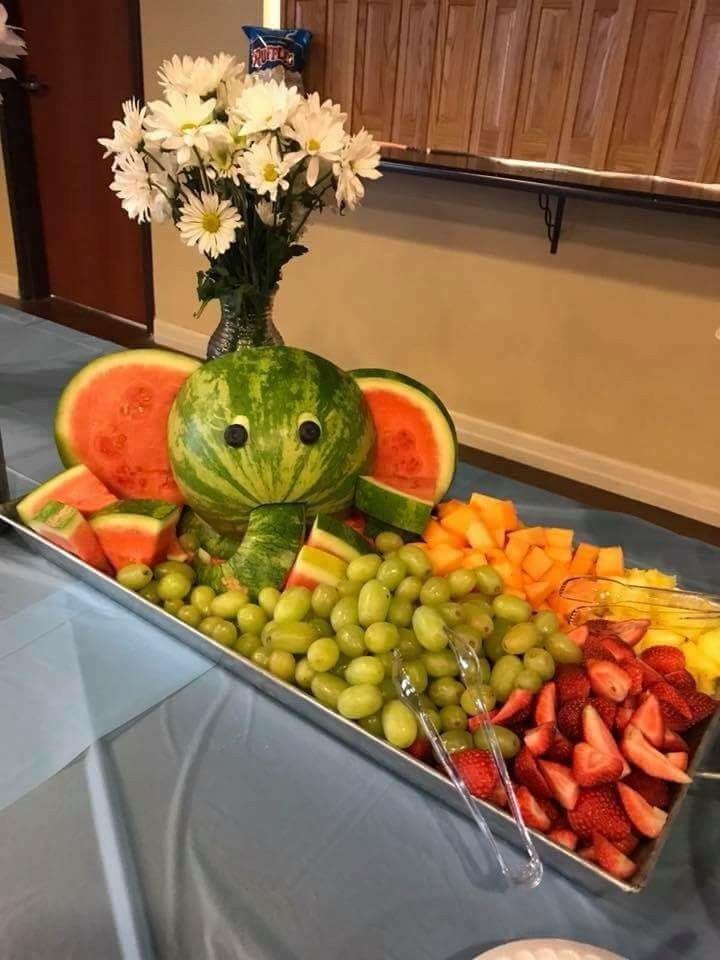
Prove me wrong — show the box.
[1,304,719,960]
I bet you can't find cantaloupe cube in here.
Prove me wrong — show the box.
[505,536,530,567]
[547,595,576,617]
[595,546,624,579]
[510,527,546,546]
[424,518,465,549]
[461,549,487,569]
[546,562,571,589]
[468,493,507,531]
[545,528,574,549]
[441,504,478,538]
[489,556,515,587]
[502,500,520,531]
[569,543,599,576]
[428,543,465,576]
[492,527,507,549]
[467,520,496,552]
[437,499,463,519]
[505,587,527,600]
[522,545,554,581]
[545,545,572,564]
[525,580,554,607]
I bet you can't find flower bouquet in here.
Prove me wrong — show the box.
[99,54,381,357]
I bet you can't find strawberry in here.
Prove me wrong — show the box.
[583,635,615,663]
[624,769,670,810]
[615,700,636,733]
[617,782,668,838]
[538,760,580,810]
[587,660,632,702]
[546,731,573,763]
[516,785,552,832]
[589,696,617,730]
[600,636,636,665]
[630,693,665,748]
[573,742,624,787]
[406,737,432,762]
[593,833,636,880]
[488,688,534,727]
[640,646,686,675]
[582,703,629,776]
[566,625,588,648]
[651,681,693,729]
[666,751,689,771]
[663,729,689,752]
[586,620,618,637]
[613,832,640,855]
[524,722,556,757]
[611,620,650,647]
[621,724,691,783]
[579,845,596,862]
[452,749,498,799]
[488,781,508,808]
[556,665,591,704]
[548,827,578,851]
[623,659,644,696]
[534,681,557,725]
[686,690,717,725]
[568,786,632,841]
[513,745,552,799]
[557,698,588,740]
[664,669,695,693]
[537,796,562,827]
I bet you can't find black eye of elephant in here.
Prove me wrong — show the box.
[298,420,321,445]
[224,423,249,448]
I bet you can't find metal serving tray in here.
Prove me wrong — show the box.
[2,498,717,894]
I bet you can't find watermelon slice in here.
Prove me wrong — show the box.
[55,349,200,504]
[28,500,110,573]
[306,513,373,562]
[354,476,433,535]
[16,464,118,524]
[350,368,457,503]
[285,545,348,589]
[89,499,181,571]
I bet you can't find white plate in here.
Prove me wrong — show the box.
[474,940,626,960]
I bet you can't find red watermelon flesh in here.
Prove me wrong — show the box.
[16,464,117,524]
[89,499,180,572]
[54,350,199,504]
[28,501,111,573]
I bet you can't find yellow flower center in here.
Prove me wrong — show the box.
[263,163,279,183]
[215,152,231,170]
[201,211,221,234]
[307,138,321,153]
[180,121,197,132]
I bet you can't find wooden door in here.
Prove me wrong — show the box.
[284,1,329,95]
[391,0,440,147]
[605,0,692,173]
[470,0,532,156]
[511,0,584,161]
[324,0,360,124]
[558,0,636,168]
[18,0,150,326]
[353,0,403,138]
[657,0,720,181]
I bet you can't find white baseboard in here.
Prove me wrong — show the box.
[0,271,18,297]
[154,318,720,526]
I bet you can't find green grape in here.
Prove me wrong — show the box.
[473,724,520,759]
[450,624,484,656]
[236,603,267,635]
[375,531,404,554]
[460,687,478,715]
[476,656,492,684]
[398,544,432,579]
[403,658,428,693]
[417,694,441,731]
[375,651,393,672]
[190,585,216,615]
[484,618,512,662]
[419,576,451,607]
[428,676,464,707]
[347,553,382,583]
[546,631,583,664]
[307,637,341,672]
[396,628,422,660]
[438,704,467,732]
[116,563,153,591]
[440,729,473,753]
[213,620,237,648]
[459,679,496,714]
[273,586,312,624]
[258,586,281,616]
[311,672,348,709]
[330,596,359,632]
[534,610,559,637]
[387,597,414,628]
[157,573,192,602]
[364,621,399,654]
[379,676,396,702]
[199,615,224,638]
[502,622,540,655]
[345,656,385,686]
[336,624,366,658]
[269,622,318,654]
[308,617,332,638]
[475,565,504,596]
[332,654,351,678]
[268,649,296,682]
[421,649,460,678]
[357,580,392,627]
[524,647,556,680]
[461,604,494,638]
[412,605,448,652]
[251,647,270,669]
[310,584,339,619]
[447,568,477,600]
[492,593,532,623]
[476,684,497,712]
[295,657,316,689]
[154,560,195,582]
[395,576,422,602]
[236,633,261,658]
[490,654,523,700]
[337,684,383,720]
[178,531,200,553]
[381,700,418,748]
[177,604,202,628]
[437,602,464,626]
[163,598,182,616]
[358,711,384,737]
[462,594,493,614]
[336,578,361,597]
[210,590,248,620]
[377,557,407,591]
[515,668,543,693]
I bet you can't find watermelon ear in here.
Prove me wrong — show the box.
[349,368,457,504]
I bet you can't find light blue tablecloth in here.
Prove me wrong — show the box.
[1,305,718,960]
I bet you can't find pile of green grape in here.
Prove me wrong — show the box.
[115,530,583,758]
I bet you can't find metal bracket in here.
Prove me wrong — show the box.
[538,193,565,254]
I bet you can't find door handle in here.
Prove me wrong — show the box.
[19,75,47,94]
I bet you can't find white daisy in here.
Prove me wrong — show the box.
[232,78,302,137]
[255,200,281,227]
[212,53,247,110]
[207,145,243,185]
[333,128,381,211]
[98,98,146,159]
[109,151,170,223]
[0,6,25,88]
[177,191,242,257]
[158,54,217,97]
[285,93,348,187]
[239,137,292,200]
[144,91,220,165]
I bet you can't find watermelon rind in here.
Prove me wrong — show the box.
[307,513,373,562]
[89,499,180,570]
[354,476,433,535]
[350,368,457,503]
[29,500,110,572]
[286,544,348,589]
[16,464,117,524]
[91,499,179,523]
[179,509,242,560]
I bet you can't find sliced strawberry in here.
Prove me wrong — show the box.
[582,703,630,776]
[556,665,591,704]
[663,729,689,752]
[686,691,718,725]
[516,785,552,832]
[615,700,636,733]
[537,795,562,827]
[488,781,508,808]
[406,737,432,762]
[621,724,691,783]
[534,682,557,725]
[488,688,534,727]
[587,660,632,703]
[640,645,686,675]
[666,751,689,771]
[611,620,650,646]
[585,620,618,636]
[651,681,694,730]
[546,730,573,763]
[600,636,636,665]
[538,760,580,810]
[557,698,588,740]
[513,745,552,799]
[638,658,664,689]
[624,769,670,810]
[583,635,615,663]
[664,669,696,693]
[630,693,665,748]
[614,832,640,855]
[568,785,632,841]
[548,827,578,851]
[524,722,556,757]
[566,625,588,648]
[593,833,636,880]
[452,749,498,799]
[579,845,596,862]
[589,696,617,730]
[573,742,624,787]
[617,782,668,838]
[623,659,644,696]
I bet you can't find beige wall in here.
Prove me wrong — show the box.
[0,141,18,296]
